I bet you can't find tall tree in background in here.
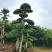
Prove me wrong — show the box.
[13,3,33,52]
[0,8,9,45]
[25,19,34,50]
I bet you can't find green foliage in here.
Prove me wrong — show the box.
[24,29,33,35]
[12,20,21,24]
[28,38,33,42]
[0,19,2,23]
[5,20,12,32]
[2,16,7,19]
[13,9,23,14]
[20,3,31,10]
[20,3,33,13]
[26,29,33,33]
[28,41,33,48]
[0,35,3,38]
[16,23,25,29]
[24,19,34,25]
[0,18,52,48]
[11,23,25,30]
[6,29,20,38]
[25,9,33,13]
[17,18,22,21]
[42,28,52,47]
[2,8,9,14]
[19,13,28,18]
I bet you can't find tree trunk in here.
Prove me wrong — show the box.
[2,24,5,45]
[2,18,5,45]
[16,37,19,51]
[19,29,23,52]
[25,24,29,50]
[18,18,24,52]
[1,30,2,42]
[25,33,28,49]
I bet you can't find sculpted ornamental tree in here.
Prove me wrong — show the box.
[13,3,33,52]
[0,8,9,45]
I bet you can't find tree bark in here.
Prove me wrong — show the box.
[1,30,2,42]
[25,24,29,50]
[18,18,24,52]
[16,37,19,51]
[19,29,23,52]
[2,18,5,45]
[25,33,28,49]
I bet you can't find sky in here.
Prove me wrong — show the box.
[0,0,52,29]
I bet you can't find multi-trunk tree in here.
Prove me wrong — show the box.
[13,3,33,52]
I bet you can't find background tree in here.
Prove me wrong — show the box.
[24,19,34,50]
[0,8,9,45]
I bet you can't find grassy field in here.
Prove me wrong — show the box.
[27,47,52,52]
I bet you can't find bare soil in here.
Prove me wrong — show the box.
[0,42,15,52]
[0,42,52,52]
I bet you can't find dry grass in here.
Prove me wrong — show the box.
[27,47,52,52]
